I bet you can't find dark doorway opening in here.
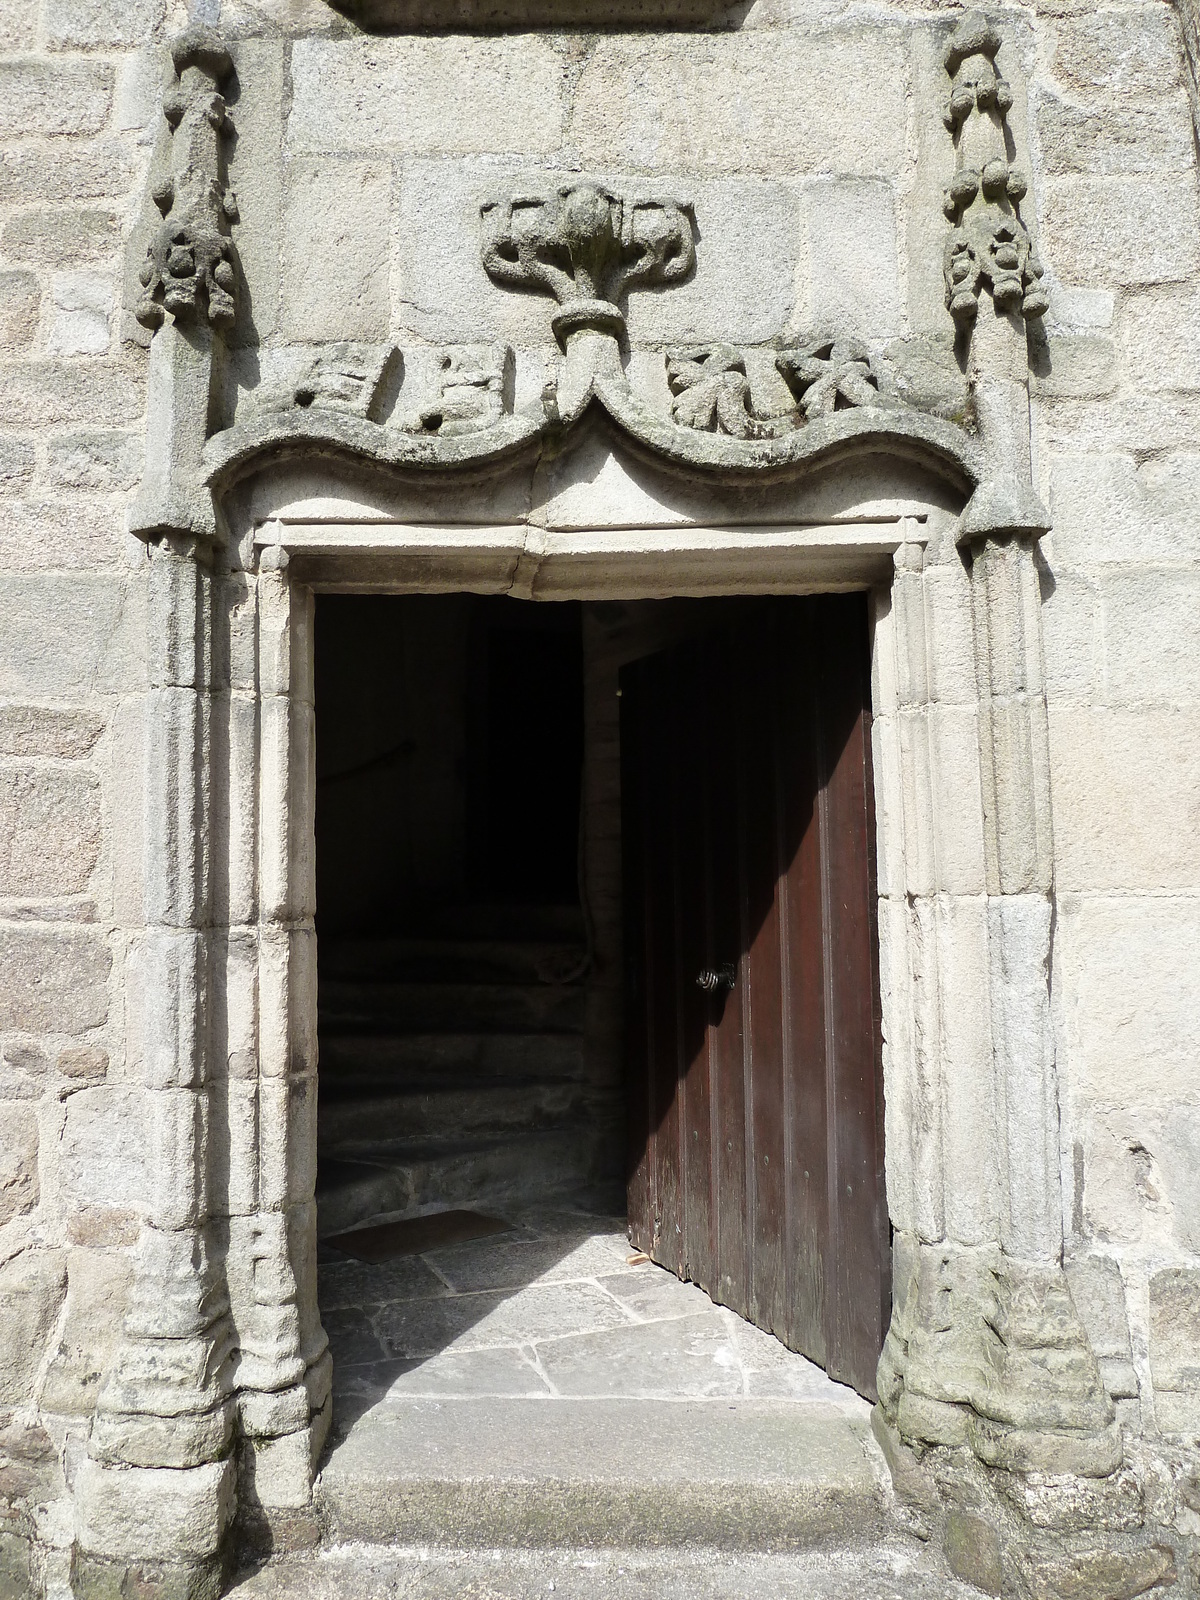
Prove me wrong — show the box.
[312,591,887,1401]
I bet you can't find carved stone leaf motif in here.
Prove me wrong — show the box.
[481,182,695,339]
[667,346,767,439]
[940,11,1047,328]
[776,338,881,418]
[136,29,240,333]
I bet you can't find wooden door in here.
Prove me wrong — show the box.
[620,594,888,1399]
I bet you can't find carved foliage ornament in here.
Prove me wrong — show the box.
[137,28,240,334]
[481,182,695,341]
[941,12,1047,328]
[668,337,887,440]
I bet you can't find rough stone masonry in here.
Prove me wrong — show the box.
[1,0,1200,1595]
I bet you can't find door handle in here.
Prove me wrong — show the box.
[696,963,736,993]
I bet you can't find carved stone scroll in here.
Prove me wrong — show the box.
[941,12,1047,329]
[481,182,695,343]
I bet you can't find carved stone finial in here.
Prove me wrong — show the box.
[481,182,695,344]
[136,25,239,334]
[941,11,1047,329]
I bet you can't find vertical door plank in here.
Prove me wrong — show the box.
[619,659,653,1254]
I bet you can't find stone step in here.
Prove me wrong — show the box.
[228,1542,975,1600]
[316,1126,605,1236]
[320,981,585,1036]
[317,1031,585,1089]
[320,937,588,986]
[318,1078,587,1150]
[315,1397,887,1553]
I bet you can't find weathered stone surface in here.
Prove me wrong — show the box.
[0,926,110,1033]
[1041,177,1200,287]
[807,179,900,338]
[59,1088,150,1212]
[1149,1268,1200,1431]
[0,706,102,761]
[1046,451,1200,565]
[40,1247,133,1417]
[0,140,138,207]
[570,33,909,178]
[1015,1543,1175,1600]
[0,575,145,698]
[0,436,34,491]
[1030,335,1116,399]
[1,209,121,269]
[0,1251,66,1406]
[1064,1256,1138,1401]
[287,37,564,155]
[46,270,114,357]
[0,271,39,354]
[0,1103,38,1226]
[1037,94,1196,177]
[1121,284,1200,391]
[0,60,115,139]
[75,1457,236,1562]
[0,765,102,896]
[1049,708,1200,892]
[281,159,391,343]
[1049,11,1184,103]
[0,361,142,429]
[944,1509,1002,1595]
[45,428,142,492]
[42,0,165,49]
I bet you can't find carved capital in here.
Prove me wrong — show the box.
[941,12,1047,330]
[136,26,239,334]
[481,181,695,343]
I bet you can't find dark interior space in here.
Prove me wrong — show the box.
[313,594,612,1238]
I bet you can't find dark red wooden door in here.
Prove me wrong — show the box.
[620,594,888,1399]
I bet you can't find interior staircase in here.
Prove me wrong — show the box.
[315,905,611,1237]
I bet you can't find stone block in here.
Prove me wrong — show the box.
[58,1044,108,1084]
[0,271,38,353]
[0,1103,38,1227]
[224,39,284,347]
[1049,10,1184,102]
[1017,1545,1175,1600]
[1045,451,1200,566]
[395,159,800,347]
[0,436,34,491]
[0,705,104,760]
[1037,93,1195,177]
[1,209,121,269]
[1039,569,1100,700]
[1041,392,1200,457]
[45,428,142,492]
[0,61,115,140]
[0,498,128,575]
[74,1457,236,1563]
[1150,1268,1200,1432]
[1049,707,1200,891]
[571,32,909,179]
[0,925,110,1033]
[0,361,142,429]
[0,0,37,49]
[1054,895,1200,1105]
[0,574,145,698]
[281,158,390,343]
[0,140,138,206]
[288,36,563,155]
[1041,177,1200,288]
[46,271,114,357]
[806,179,900,339]
[60,1088,150,1213]
[0,764,102,896]
[1065,1254,1138,1400]
[1121,285,1200,391]
[42,0,165,49]
[0,1251,66,1406]
[944,1508,1002,1595]
[39,1247,133,1417]
[1030,334,1116,399]
[1102,569,1200,704]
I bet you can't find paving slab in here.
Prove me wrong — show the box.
[228,1543,978,1599]
[372,1279,633,1358]
[535,1311,742,1399]
[316,1396,883,1550]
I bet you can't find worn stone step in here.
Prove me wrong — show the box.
[315,1397,886,1552]
[320,937,588,986]
[316,1127,605,1236]
[320,981,585,1035]
[317,1031,585,1088]
[228,1542,973,1600]
[318,1078,587,1150]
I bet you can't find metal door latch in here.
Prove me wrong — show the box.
[696,963,736,992]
